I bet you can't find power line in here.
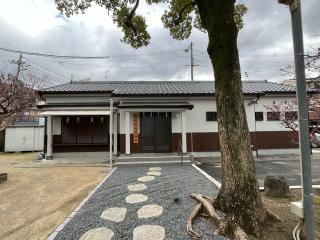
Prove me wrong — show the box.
[25,63,68,83]
[58,61,188,69]
[26,64,67,81]
[0,47,186,60]
[5,53,69,84]
[23,70,57,86]
[1,46,293,82]
[23,56,69,80]
[27,66,68,84]
[194,58,211,65]
[22,68,62,88]
[0,47,112,59]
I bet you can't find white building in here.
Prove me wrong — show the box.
[38,80,300,160]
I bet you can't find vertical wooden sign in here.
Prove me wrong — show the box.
[133,113,139,144]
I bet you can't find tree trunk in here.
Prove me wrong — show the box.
[196,0,264,235]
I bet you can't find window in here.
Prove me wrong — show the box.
[267,112,280,121]
[285,111,298,120]
[255,112,264,121]
[206,112,217,121]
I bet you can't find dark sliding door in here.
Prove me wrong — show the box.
[140,112,171,153]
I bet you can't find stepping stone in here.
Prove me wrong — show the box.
[80,227,114,240]
[126,194,148,204]
[128,183,147,192]
[133,225,165,240]
[137,204,163,219]
[137,176,155,182]
[149,167,161,171]
[101,207,127,223]
[147,171,161,176]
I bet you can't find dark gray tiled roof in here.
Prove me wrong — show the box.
[39,80,297,96]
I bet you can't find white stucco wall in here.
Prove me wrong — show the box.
[184,99,217,133]
[176,96,296,133]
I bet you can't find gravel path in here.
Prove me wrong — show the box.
[53,163,225,240]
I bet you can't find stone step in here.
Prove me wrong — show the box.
[115,155,191,165]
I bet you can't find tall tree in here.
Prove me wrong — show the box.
[55,0,269,237]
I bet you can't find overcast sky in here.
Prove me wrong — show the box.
[0,0,319,87]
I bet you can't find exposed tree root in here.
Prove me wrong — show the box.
[265,209,282,223]
[187,203,202,239]
[190,194,221,224]
[187,194,281,240]
[233,226,250,240]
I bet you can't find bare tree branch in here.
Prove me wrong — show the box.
[0,73,38,129]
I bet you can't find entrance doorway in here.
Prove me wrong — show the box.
[140,112,172,153]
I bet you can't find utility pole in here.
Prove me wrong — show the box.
[278,0,314,239]
[16,54,22,79]
[185,42,198,162]
[190,42,194,81]
[185,42,198,81]
[10,53,26,79]
[10,54,26,79]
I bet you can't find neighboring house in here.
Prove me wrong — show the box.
[283,75,320,89]
[38,80,301,160]
[283,76,320,124]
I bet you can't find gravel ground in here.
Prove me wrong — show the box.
[54,163,225,240]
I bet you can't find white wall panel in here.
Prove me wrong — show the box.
[5,127,44,152]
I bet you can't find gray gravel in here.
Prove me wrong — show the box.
[53,163,225,240]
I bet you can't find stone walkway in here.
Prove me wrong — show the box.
[52,164,224,240]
